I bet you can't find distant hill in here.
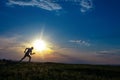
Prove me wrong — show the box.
[0,59,120,80]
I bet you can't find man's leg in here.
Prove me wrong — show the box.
[28,55,31,62]
[19,55,26,62]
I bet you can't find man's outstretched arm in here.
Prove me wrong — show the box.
[30,52,35,55]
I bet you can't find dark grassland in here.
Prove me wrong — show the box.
[0,60,120,80]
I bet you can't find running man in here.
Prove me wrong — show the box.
[19,47,35,62]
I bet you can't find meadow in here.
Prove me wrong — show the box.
[0,59,120,80]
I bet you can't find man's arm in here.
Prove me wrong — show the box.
[24,48,28,53]
[30,52,35,55]
[30,50,34,55]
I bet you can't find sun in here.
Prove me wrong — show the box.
[32,39,54,59]
[33,39,47,51]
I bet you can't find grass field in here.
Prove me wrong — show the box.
[0,59,120,80]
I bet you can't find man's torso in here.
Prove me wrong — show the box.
[25,48,32,55]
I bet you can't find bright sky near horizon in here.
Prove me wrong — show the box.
[0,0,120,65]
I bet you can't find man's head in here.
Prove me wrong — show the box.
[31,47,34,49]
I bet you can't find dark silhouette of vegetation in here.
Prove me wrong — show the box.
[0,59,120,80]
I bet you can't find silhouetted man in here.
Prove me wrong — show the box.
[19,47,34,62]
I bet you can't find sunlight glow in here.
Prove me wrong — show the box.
[33,39,47,51]
[31,38,54,60]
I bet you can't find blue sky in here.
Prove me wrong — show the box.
[0,0,120,64]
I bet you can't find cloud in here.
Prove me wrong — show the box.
[80,0,93,12]
[0,35,28,53]
[0,36,25,60]
[51,51,90,64]
[94,49,120,64]
[0,36,120,64]
[97,49,120,56]
[7,0,62,11]
[54,0,94,13]
[69,40,90,47]
[6,0,94,13]
[0,36,20,49]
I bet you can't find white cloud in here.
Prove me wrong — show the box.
[69,40,90,47]
[80,0,93,12]
[7,0,62,11]
[0,36,25,60]
[7,0,94,13]
[54,0,93,13]
[97,49,120,56]
[0,36,24,50]
[95,49,120,64]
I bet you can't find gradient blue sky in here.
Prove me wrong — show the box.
[0,0,120,65]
